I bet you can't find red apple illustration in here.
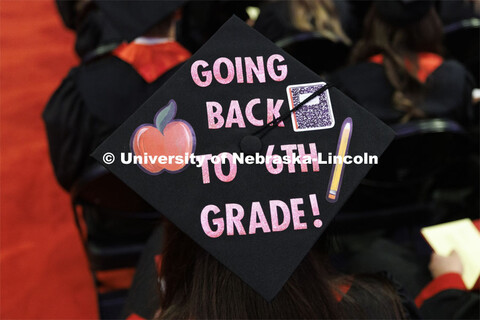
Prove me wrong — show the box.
[131,99,196,174]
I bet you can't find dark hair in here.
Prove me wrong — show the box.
[155,222,407,319]
[144,11,179,38]
[350,5,443,123]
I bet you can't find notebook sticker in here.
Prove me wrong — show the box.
[287,82,335,132]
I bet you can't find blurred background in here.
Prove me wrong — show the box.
[1,0,478,319]
[0,0,97,318]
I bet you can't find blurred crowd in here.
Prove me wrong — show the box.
[43,1,479,319]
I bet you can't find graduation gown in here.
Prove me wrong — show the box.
[347,238,480,319]
[43,41,190,190]
[416,273,480,319]
[329,54,475,126]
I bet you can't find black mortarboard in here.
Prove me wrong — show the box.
[92,16,395,300]
[94,0,188,42]
[375,0,434,26]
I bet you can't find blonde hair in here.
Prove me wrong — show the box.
[290,0,351,45]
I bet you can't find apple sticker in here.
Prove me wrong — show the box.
[131,99,196,174]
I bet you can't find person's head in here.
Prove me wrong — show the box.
[352,2,443,61]
[144,8,183,39]
[155,221,407,319]
[351,2,443,122]
[94,1,187,42]
[290,0,351,45]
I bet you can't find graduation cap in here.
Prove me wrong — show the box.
[94,0,188,42]
[92,16,395,301]
[374,0,434,26]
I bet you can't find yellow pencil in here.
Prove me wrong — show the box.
[327,118,352,203]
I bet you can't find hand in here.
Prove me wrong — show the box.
[428,250,463,279]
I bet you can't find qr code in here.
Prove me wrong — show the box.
[286,82,335,132]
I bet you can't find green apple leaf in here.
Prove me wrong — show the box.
[155,99,177,134]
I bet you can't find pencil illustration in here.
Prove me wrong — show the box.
[326,117,353,203]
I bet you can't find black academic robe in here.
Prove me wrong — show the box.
[420,289,480,319]
[43,56,181,191]
[347,238,480,319]
[329,60,475,126]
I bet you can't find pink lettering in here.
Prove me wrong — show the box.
[266,145,283,174]
[201,204,224,238]
[191,60,212,87]
[190,55,288,87]
[267,54,288,81]
[200,154,213,184]
[225,100,246,128]
[267,99,285,127]
[297,143,320,172]
[281,144,297,173]
[226,203,246,236]
[270,200,291,232]
[245,98,263,126]
[213,57,235,84]
[214,153,237,182]
[249,202,271,234]
[206,101,224,129]
[235,57,244,83]
[290,198,307,230]
[245,56,266,83]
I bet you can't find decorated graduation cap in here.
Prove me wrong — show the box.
[94,0,188,42]
[374,0,434,26]
[92,16,395,300]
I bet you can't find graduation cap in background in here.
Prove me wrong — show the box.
[92,16,395,300]
[94,0,188,42]
[374,0,434,26]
